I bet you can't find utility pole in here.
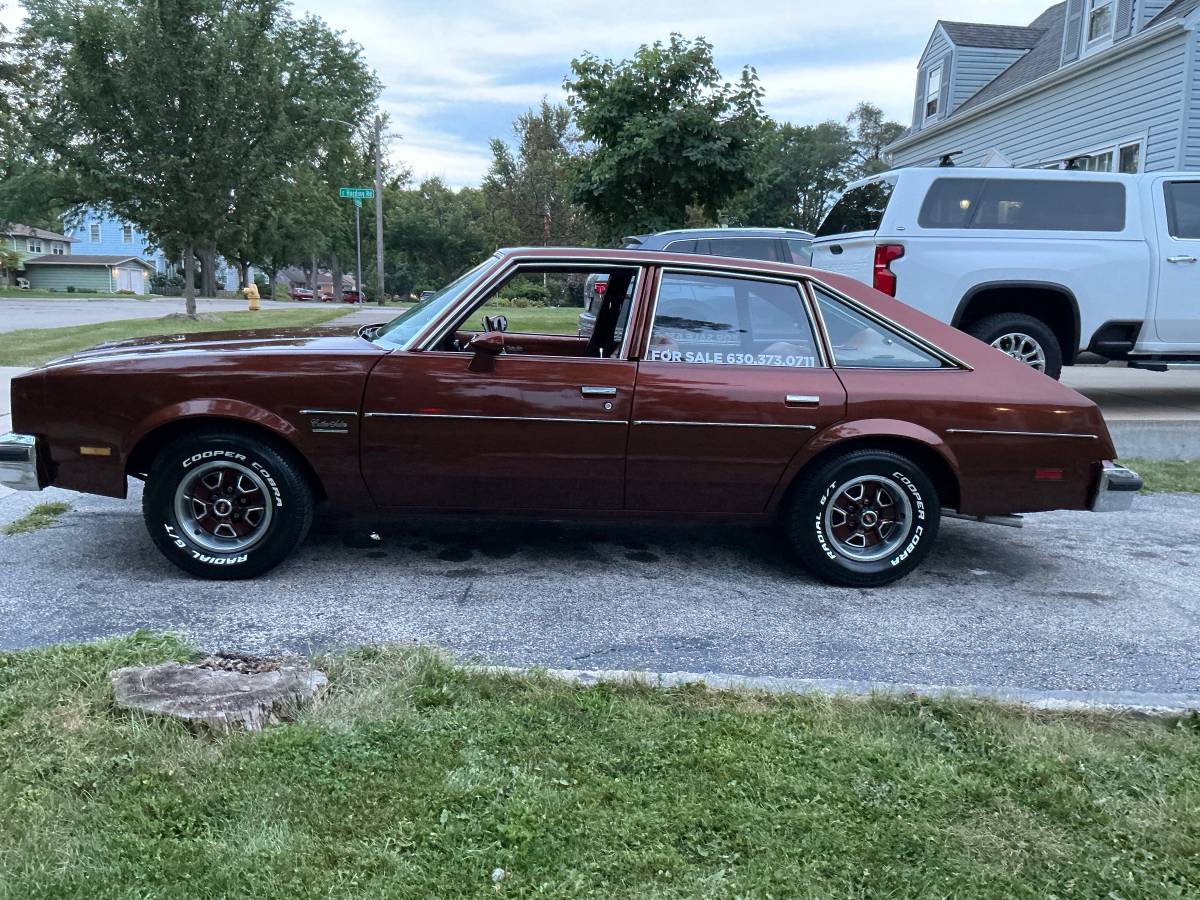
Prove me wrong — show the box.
[374,114,385,306]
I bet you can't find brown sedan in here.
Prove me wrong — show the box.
[0,248,1140,586]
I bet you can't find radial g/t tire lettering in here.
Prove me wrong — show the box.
[142,428,314,579]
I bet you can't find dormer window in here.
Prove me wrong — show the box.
[1087,0,1114,46]
[924,64,943,123]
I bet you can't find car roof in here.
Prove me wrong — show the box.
[631,227,814,247]
[836,165,1178,194]
[494,246,819,277]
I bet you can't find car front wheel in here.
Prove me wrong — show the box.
[142,428,314,579]
[784,449,940,588]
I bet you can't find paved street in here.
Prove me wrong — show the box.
[0,483,1195,699]
[0,296,341,333]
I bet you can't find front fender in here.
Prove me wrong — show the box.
[123,399,304,467]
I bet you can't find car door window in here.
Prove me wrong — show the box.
[813,287,945,369]
[647,272,820,368]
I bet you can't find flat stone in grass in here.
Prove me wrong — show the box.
[111,654,327,732]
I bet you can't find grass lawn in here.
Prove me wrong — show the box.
[467,304,581,335]
[1,633,1197,898]
[1123,457,1200,493]
[0,309,352,367]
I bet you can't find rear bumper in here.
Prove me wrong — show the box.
[0,432,43,492]
[1090,462,1142,512]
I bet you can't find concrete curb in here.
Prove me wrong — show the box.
[477,666,1200,715]
[1108,420,1200,459]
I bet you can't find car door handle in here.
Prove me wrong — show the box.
[581,386,618,398]
[1167,255,1197,264]
[785,394,820,407]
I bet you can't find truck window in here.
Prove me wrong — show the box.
[918,178,1126,232]
[816,180,896,237]
[1165,182,1200,239]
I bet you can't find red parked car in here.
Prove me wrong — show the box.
[341,290,364,304]
[0,247,1140,585]
[288,287,314,302]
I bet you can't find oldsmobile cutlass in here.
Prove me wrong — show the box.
[0,247,1141,586]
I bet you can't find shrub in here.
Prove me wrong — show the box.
[66,285,76,293]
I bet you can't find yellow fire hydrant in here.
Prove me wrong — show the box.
[243,282,261,311]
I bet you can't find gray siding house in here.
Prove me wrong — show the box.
[886,0,1200,173]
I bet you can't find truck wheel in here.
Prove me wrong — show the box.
[966,313,1063,379]
[142,429,314,579]
[784,449,940,588]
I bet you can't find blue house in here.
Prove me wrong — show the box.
[63,208,169,272]
[886,0,1200,173]
[63,208,255,291]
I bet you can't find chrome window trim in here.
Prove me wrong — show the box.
[641,266,830,369]
[634,420,816,431]
[363,412,626,426]
[945,428,1098,440]
[413,259,646,360]
[805,279,972,371]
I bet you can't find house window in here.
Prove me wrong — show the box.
[924,64,943,122]
[51,242,65,255]
[1087,0,1114,45]
[27,238,43,253]
[89,223,100,242]
[1118,142,1142,174]
[122,224,133,243]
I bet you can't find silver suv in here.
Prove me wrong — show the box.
[578,227,814,337]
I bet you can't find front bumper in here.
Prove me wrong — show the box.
[0,433,42,492]
[1090,462,1142,512]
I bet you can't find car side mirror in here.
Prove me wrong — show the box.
[467,330,505,372]
[469,330,505,356]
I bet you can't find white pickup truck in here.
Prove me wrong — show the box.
[811,166,1200,379]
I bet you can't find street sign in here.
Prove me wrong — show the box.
[339,187,375,200]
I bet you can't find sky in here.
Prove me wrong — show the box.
[3,0,1054,187]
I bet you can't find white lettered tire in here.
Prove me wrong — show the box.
[785,449,940,587]
[143,428,314,579]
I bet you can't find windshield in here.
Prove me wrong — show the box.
[372,259,493,348]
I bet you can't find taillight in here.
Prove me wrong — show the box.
[873,244,904,297]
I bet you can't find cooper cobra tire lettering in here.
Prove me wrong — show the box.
[145,430,313,580]
[784,449,941,588]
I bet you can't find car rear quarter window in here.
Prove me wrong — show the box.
[816,180,896,237]
[918,177,1126,232]
[812,286,945,369]
[663,239,698,254]
[647,272,820,368]
[1164,181,1200,239]
[785,239,813,265]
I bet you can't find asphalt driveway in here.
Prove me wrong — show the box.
[0,484,1195,700]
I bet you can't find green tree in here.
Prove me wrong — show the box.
[848,101,905,177]
[383,177,493,296]
[565,34,764,242]
[20,0,379,315]
[723,120,854,232]
[483,100,596,248]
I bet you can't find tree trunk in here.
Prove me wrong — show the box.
[199,245,218,298]
[239,260,250,291]
[330,252,342,307]
[183,242,197,317]
[309,254,319,297]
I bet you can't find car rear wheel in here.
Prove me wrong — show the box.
[966,313,1063,380]
[784,449,940,588]
[142,428,314,579]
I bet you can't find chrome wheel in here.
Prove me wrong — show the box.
[823,476,913,563]
[173,460,274,554]
[990,332,1047,371]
